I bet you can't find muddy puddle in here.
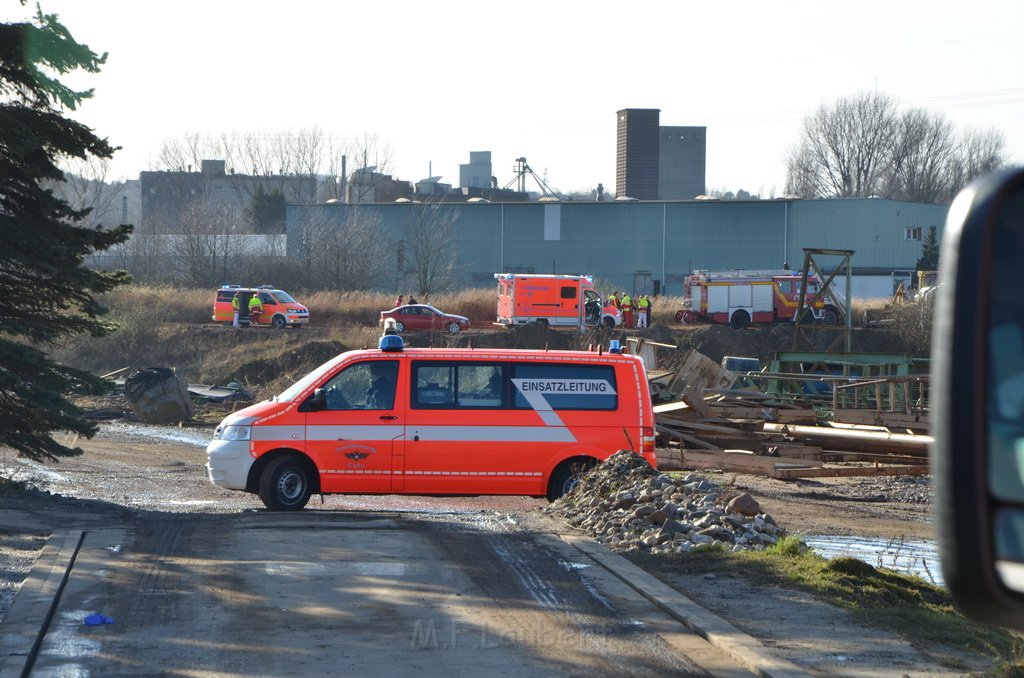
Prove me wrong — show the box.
[99,422,213,447]
[805,535,942,586]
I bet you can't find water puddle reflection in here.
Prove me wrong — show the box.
[804,535,942,586]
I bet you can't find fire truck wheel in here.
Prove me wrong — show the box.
[446,322,461,334]
[674,310,684,322]
[730,310,751,330]
[259,455,314,510]
[547,458,597,501]
[822,308,840,326]
[271,315,288,329]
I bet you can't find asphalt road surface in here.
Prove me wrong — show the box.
[12,509,757,677]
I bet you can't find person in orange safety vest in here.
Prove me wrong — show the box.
[621,292,633,328]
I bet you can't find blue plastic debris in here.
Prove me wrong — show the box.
[84,613,115,626]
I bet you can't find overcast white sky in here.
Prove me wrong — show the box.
[8,0,1024,196]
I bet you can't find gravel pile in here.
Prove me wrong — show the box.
[548,451,785,555]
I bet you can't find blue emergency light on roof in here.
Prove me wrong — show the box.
[608,339,622,354]
[379,334,404,352]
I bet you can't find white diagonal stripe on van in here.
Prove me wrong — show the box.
[511,378,614,427]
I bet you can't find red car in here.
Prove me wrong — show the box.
[379,304,470,334]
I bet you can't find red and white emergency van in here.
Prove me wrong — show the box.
[212,284,309,328]
[206,336,656,510]
[494,273,621,329]
[677,269,841,329]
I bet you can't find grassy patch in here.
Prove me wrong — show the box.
[628,535,1023,669]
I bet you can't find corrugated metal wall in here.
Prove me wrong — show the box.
[287,198,948,295]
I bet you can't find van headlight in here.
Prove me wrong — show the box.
[215,424,251,441]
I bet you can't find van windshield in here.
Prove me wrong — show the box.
[276,353,349,401]
[272,290,296,303]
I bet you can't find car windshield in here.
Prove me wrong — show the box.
[276,353,349,401]
[272,290,296,303]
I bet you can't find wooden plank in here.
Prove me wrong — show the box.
[833,409,929,432]
[708,404,772,420]
[773,464,929,479]
[653,400,693,414]
[681,386,710,418]
[820,451,929,465]
[672,449,928,479]
[764,444,823,460]
[666,348,737,398]
[776,409,818,425]
[656,449,684,470]
[683,450,824,471]
[655,425,718,450]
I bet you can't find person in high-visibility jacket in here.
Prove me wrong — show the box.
[636,295,650,328]
[621,292,633,328]
[248,293,264,325]
[231,292,241,327]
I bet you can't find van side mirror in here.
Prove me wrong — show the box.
[299,388,326,412]
[932,166,1024,630]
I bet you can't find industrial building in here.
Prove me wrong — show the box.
[616,109,707,200]
[286,196,947,299]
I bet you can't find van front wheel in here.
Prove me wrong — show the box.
[547,458,597,501]
[259,455,315,510]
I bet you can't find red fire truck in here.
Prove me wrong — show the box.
[676,269,841,329]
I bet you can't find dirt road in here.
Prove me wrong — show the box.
[0,423,990,676]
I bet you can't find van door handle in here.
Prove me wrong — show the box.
[379,415,398,420]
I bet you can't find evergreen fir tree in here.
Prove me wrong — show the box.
[0,6,132,461]
[916,225,940,272]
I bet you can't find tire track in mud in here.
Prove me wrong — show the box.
[420,518,705,677]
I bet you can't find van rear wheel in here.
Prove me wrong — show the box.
[259,455,315,510]
[547,458,597,501]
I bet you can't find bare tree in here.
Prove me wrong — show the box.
[786,91,1006,203]
[51,156,125,226]
[947,127,1006,197]
[343,133,396,203]
[402,203,460,297]
[786,92,899,198]
[298,208,390,290]
[171,200,246,287]
[887,109,956,203]
[157,132,224,172]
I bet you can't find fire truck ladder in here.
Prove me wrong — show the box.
[792,248,854,352]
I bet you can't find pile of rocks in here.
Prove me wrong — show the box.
[548,450,786,555]
[845,475,932,505]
